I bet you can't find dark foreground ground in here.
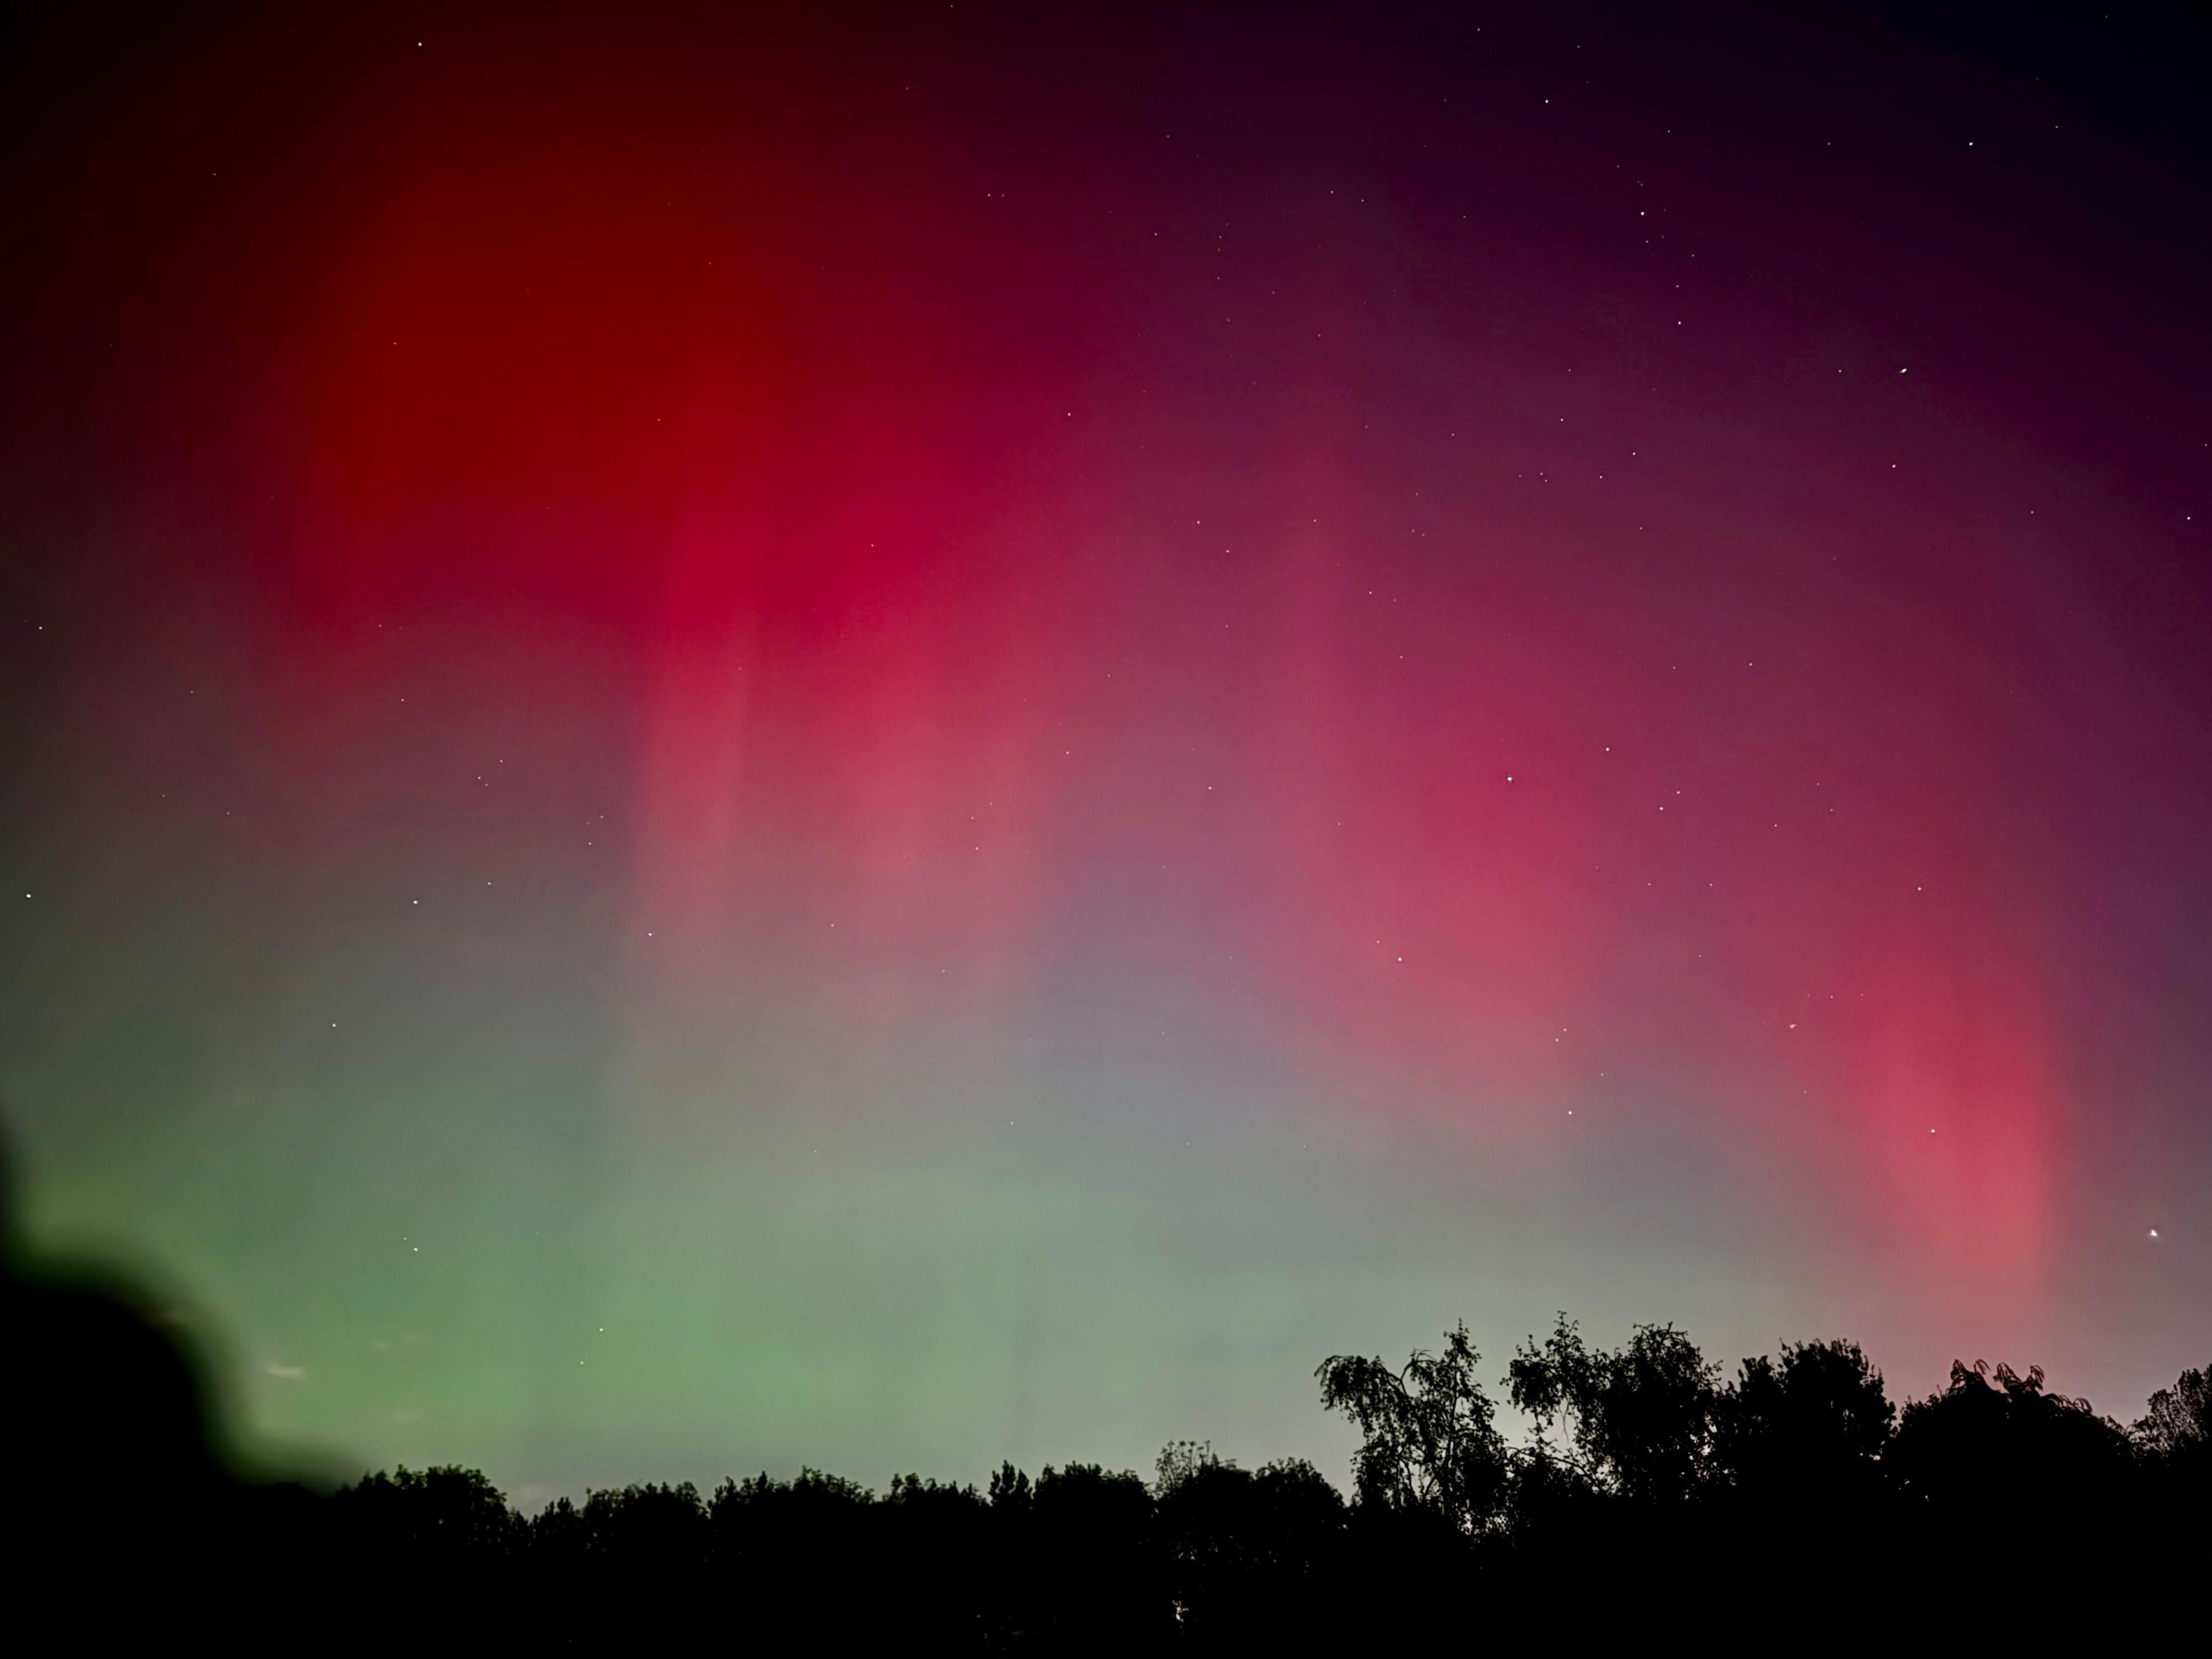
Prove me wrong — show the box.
[10,1227,2206,1650]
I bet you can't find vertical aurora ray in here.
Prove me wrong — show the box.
[2,6,2206,1494]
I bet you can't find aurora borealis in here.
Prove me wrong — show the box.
[2,5,2207,1500]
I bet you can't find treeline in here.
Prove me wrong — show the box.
[10,1224,2207,1646]
[302,1321,2207,1645]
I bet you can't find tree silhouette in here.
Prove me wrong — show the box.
[14,1093,2211,1656]
[1154,1443,1346,1641]
[1889,1359,2135,1513]
[2134,1363,2210,1461]
[333,1464,524,1558]
[267,1338,2205,1647]
[1877,1358,2150,1627]
[2135,1362,2212,1586]
[1508,1315,1719,1505]
[1028,1462,1166,1648]
[1315,1321,1511,1533]
[1714,1338,1894,1493]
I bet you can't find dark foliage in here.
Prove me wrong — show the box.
[269,1324,2205,1648]
[1714,1337,1895,1494]
[1508,1315,1720,1504]
[1154,1444,1345,1642]
[1314,1321,1510,1531]
[5,1132,2203,1650]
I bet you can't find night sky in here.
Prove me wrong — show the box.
[3,4,2208,1501]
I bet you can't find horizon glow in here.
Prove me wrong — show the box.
[1,7,2205,1500]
